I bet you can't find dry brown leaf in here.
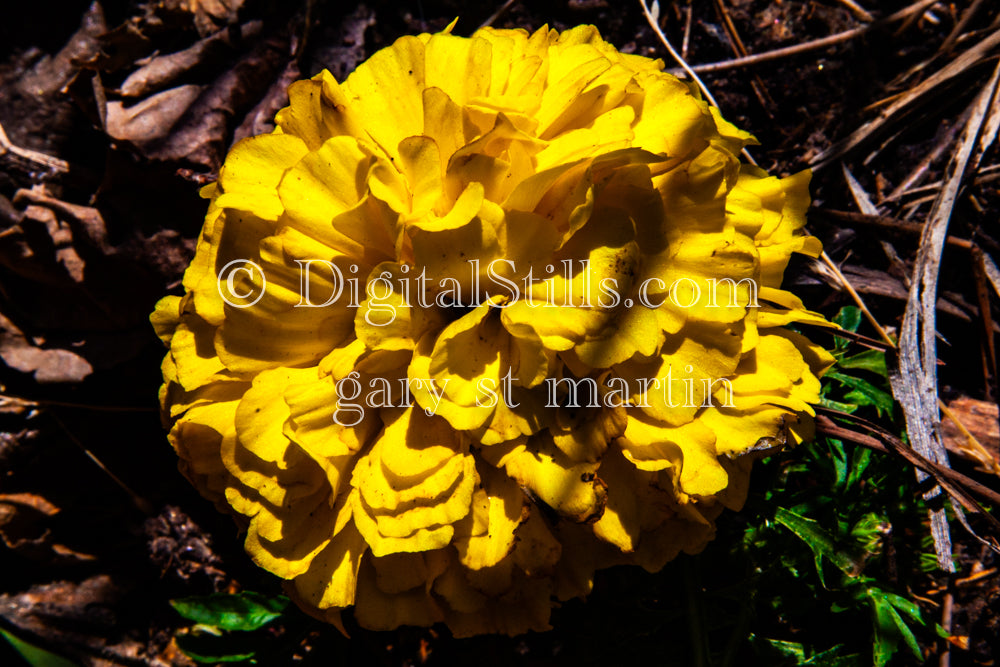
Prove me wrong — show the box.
[941,396,1000,472]
[119,20,262,98]
[0,493,96,564]
[0,312,93,383]
[0,576,171,667]
[106,84,205,145]
[140,32,289,170]
[165,0,245,36]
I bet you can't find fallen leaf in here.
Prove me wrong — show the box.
[119,21,262,98]
[0,493,96,564]
[0,312,93,384]
[0,576,172,667]
[940,396,1000,472]
[106,84,206,145]
[164,0,245,36]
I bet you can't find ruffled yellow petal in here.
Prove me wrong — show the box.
[351,408,478,556]
[154,21,832,637]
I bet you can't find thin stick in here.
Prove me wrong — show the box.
[816,412,1000,516]
[639,0,757,165]
[886,105,974,201]
[954,566,997,586]
[1,393,157,413]
[639,0,759,165]
[896,163,1000,199]
[48,412,154,516]
[479,0,519,30]
[713,0,748,55]
[939,0,988,55]
[681,0,694,60]
[639,0,721,109]
[835,0,875,22]
[939,590,953,667]
[679,0,940,74]
[0,120,70,174]
[819,250,894,345]
[712,0,775,114]
[812,209,973,249]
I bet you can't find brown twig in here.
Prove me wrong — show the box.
[940,0,989,55]
[940,589,954,667]
[811,28,1000,169]
[47,412,154,516]
[885,105,974,201]
[0,393,157,413]
[971,246,999,400]
[891,62,1000,570]
[638,0,757,165]
[812,209,974,249]
[639,0,721,109]
[815,411,1000,522]
[681,0,694,60]
[0,120,71,175]
[478,0,519,30]
[835,0,875,22]
[711,0,775,115]
[954,566,997,586]
[817,249,895,346]
[798,320,893,352]
[896,163,1000,199]
[676,0,940,74]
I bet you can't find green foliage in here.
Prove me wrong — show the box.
[821,307,894,416]
[751,636,863,667]
[170,591,290,664]
[773,506,868,584]
[171,591,288,632]
[0,629,78,667]
[734,306,932,667]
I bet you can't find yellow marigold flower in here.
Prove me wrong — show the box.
[152,23,835,636]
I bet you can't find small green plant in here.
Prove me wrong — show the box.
[170,591,290,664]
[737,306,934,666]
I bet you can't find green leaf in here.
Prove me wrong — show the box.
[753,637,863,667]
[174,633,257,664]
[837,349,888,377]
[868,589,922,665]
[803,645,864,667]
[824,371,894,417]
[881,591,924,626]
[758,637,807,661]
[0,629,79,667]
[170,592,288,632]
[774,507,867,580]
[819,396,859,414]
[845,447,871,491]
[834,307,862,333]
[827,438,849,489]
[870,596,899,667]
[832,307,862,353]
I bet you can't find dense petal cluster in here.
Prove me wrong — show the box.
[153,23,834,635]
